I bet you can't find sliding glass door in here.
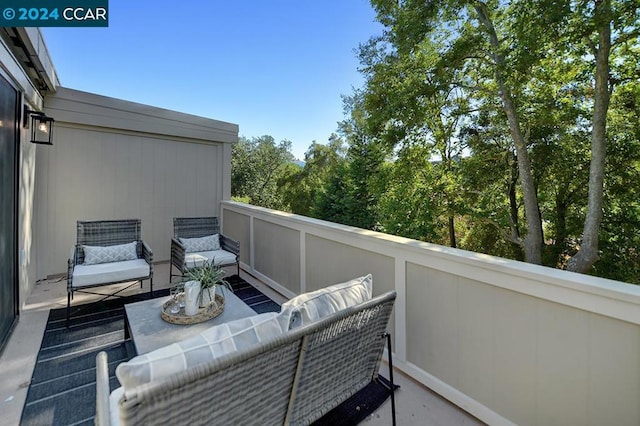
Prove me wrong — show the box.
[0,74,18,352]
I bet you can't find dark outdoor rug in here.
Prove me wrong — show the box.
[312,375,398,426]
[21,275,396,425]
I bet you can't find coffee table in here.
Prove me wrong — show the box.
[124,289,257,355]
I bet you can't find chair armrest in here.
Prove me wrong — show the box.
[141,241,153,264]
[171,238,186,269]
[141,241,153,278]
[220,234,240,256]
[95,351,111,426]
[68,245,78,290]
[69,245,77,264]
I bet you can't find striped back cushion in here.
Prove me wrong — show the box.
[116,311,286,390]
[279,274,373,330]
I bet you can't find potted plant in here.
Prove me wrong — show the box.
[185,260,233,308]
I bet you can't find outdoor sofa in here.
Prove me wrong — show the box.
[95,275,397,425]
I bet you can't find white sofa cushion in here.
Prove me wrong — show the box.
[72,259,150,288]
[184,249,236,268]
[115,311,287,390]
[179,234,220,253]
[109,387,124,426]
[279,274,373,330]
[82,241,137,265]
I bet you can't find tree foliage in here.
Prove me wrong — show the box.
[231,136,294,210]
[231,0,640,284]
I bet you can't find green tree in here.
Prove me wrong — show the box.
[313,160,354,225]
[357,30,470,246]
[376,144,444,242]
[593,80,640,283]
[367,0,569,263]
[565,0,640,272]
[279,136,347,218]
[338,91,387,230]
[231,136,294,209]
[459,113,526,260]
[365,0,639,275]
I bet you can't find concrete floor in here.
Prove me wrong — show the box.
[0,263,483,426]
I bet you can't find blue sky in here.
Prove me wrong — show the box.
[42,0,382,159]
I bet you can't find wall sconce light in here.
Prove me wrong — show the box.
[24,106,54,145]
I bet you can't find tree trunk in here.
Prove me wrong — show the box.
[448,215,457,248]
[508,154,521,240]
[567,0,611,273]
[553,190,569,266]
[475,2,543,264]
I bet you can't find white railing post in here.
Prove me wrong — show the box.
[249,214,255,273]
[394,256,407,362]
[300,230,306,294]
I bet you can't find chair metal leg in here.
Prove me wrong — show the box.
[386,332,397,426]
[66,291,71,328]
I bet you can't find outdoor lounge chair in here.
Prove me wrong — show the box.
[67,219,153,326]
[170,216,240,280]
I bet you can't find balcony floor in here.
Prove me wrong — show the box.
[0,263,483,425]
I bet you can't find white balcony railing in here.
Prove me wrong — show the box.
[221,201,640,426]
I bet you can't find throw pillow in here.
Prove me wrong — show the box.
[82,241,138,265]
[179,234,220,253]
[116,311,287,390]
[279,274,373,330]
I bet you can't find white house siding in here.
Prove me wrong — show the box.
[36,88,238,278]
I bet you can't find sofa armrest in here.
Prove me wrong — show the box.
[220,234,240,257]
[95,351,111,426]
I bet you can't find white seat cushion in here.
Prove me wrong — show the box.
[279,274,373,330]
[115,311,287,390]
[72,259,150,288]
[184,249,236,269]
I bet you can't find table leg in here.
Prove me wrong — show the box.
[123,308,137,358]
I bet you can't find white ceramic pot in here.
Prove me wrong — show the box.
[184,280,201,316]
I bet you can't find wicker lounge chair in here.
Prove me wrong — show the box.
[170,216,240,280]
[67,219,153,326]
[96,291,397,425]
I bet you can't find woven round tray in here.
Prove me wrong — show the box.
[161,293,225,325]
